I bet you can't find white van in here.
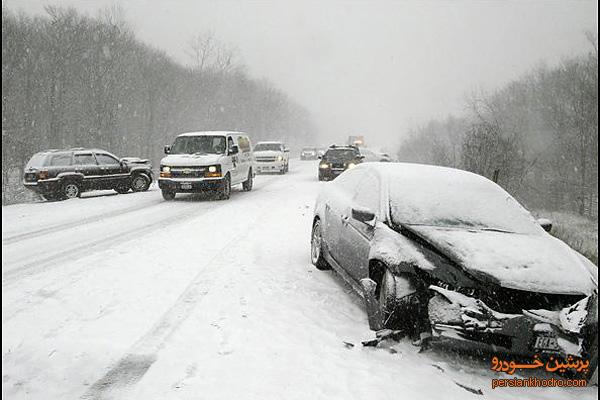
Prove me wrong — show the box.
[159,131,254,200]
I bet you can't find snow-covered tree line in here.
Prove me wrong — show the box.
[1,6,316,204]
[398,36,598,217]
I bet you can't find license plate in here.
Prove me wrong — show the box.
[180,182,192,190]
[534,336,560,352]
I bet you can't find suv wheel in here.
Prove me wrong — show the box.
[242,169,253,191]
[162,190,175,201]
[311,219,331,270]
[131,173,150,192]
[115,186,130,194]
[218,174,231,200]
[62,181,81,199]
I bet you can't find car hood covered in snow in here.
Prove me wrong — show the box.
[161,154,224,167]
[254,150,282,157]
[408,225,598,296]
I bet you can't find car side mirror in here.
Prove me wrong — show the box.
[358,155,365,160]
[537,218,553,232]
[228,145,239,155]
[352,206,376,224]
[164,145,171,154]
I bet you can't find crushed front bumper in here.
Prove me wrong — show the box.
[427,285,598,360]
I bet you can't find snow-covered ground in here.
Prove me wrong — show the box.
[2,161,596,400]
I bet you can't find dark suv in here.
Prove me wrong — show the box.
[23,148,153,200]
[318,145,364,181]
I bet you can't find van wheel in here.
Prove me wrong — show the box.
[218,174,231,200]
[162,190,175,201]
[242,169,253,191]
[62,181,81,199]
[131,173,151,192]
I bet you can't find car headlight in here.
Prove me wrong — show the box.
[277,155,283,161]
[162,166,171,172]
[208,165,217,173]
[347,163,356,169]
[319,163,329,169]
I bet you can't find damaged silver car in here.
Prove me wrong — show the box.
[311,162,598,381]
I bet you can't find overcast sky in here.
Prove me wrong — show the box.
[5,0,598,149]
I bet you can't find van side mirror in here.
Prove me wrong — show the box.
[284,148,290,153]
[228,145,239,155]
[164,145,171,154]
[352,206,376,224]
[537,218,553,232]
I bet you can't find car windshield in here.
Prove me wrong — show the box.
[324,149,358,160]
[254,143,282,151]
[387,165,541,234]
[170,135,226,155]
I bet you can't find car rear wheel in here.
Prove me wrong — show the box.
[162,190,175,201]
[131,173,151,192]
[311,219,331,270]
[242,169,253,191]
[62,181,81,199]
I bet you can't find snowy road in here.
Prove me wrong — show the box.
[2,161,596,400]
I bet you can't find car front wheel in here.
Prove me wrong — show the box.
[131,174,151,192]
[311,219,331,270]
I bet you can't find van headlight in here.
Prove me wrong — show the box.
[162,166,171,172]
[319,163,330,169]
[277,155,283,161]
[205,165,222,178]
[160,166,171,178]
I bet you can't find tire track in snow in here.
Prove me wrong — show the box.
[2,176,282,288]
[2,197,164,245]
[80,174,293,400]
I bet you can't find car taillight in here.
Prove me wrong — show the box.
[38,170,49,180]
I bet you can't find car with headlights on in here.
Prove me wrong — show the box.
[253,141,290,174]
[311,162,598,381]
[159,131,254,200]
[300,147,318,160]
[318,145,364,181]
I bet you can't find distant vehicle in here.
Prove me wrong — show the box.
[318,145,364,181]
[253,141,290,174]
[317,148,326,158]
[159,131,254,201]
[22,148,153,201]
[311,162,598,382]
[347,135,365,147]
[300,147,318,160]
[359,148,392,162]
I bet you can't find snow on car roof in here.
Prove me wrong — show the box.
[177,131,246,137]
[357,162,541,234]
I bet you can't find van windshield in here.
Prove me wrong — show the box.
[171,136,226,155]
